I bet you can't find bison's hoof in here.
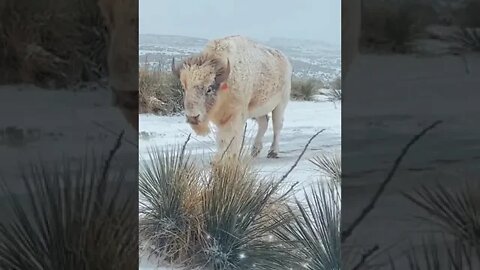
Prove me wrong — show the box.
[267,150,279,159]
[251,146,261,157]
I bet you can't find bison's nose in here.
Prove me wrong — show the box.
[186,114,200,125]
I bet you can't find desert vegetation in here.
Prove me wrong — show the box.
[0,0,108,88]
[139,65,340,114]
[139,135,341,269]
[290,77,323,101]
[392,181,480,269]
[0,135,137,269]
[360,0,480,54]
[139,64,184,114]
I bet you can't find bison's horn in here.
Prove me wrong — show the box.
[215,58,230,84]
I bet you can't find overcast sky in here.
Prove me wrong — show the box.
[139,0,340,45]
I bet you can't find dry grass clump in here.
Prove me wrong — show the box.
[0,0,108,87]
[291,78,322,101]
[273,152,341,269]
[310,153,341,183]
[139,145,202,263]
[0,136,137,269]
[140,135,342,269]
[361,1,437,54]
[390,181,480,269]
[274,181,341,270]
[318,77,342,103]
[139,146,294,269]
[139,66,184,115]
[442,28,480,53]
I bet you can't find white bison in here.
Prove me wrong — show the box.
[172,36,292,162]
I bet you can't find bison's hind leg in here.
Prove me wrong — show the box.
[268,99,288,159]
[251,115,269,157]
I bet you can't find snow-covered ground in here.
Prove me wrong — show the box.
[138,97,341,269]
[342,52,480,268]
[139,98,341,184]
[0,84,138,217]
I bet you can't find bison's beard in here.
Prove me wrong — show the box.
[190,121,210,136]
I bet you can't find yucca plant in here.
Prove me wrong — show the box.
[321,89,342,104]
[404,182,480,245]
[399,181,480,269]
[194,158,293,270]
[139,144,202,264]
[390,237,480,270]
[449,28,480,52]
[274,180,341,270]
[0,137,137,269]
[310,153,341,183]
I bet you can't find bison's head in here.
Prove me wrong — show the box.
[172,55,230,135]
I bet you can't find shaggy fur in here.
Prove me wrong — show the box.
[173,36,292,162]
[98,0,138,130]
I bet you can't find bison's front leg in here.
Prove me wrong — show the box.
[213,113,247,164]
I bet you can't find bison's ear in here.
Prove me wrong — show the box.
[171,58,181,79]
[215,58,230,84]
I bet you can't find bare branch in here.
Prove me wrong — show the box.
[279,129,326,183]
[342,120,443,242]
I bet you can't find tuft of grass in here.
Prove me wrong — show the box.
[398,181,480,269]
[390,237,480,269]
[449,28,480,52]
[139,145,295,269]
[195,158,293,270]
[361,1,430,54]
[139,66,184,115]
[404,182,480,245]
[139,145,201,264]
[0,137,137,269]
[310,153,341,183]
[274,181,341,270]
[330,76,341,90]
[291,78,321,101]
[383,6,419,54]
[0,0,108,87]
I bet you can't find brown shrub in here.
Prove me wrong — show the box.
[0,0,108,87]
[291,78,322,101]
[139,66,184,115]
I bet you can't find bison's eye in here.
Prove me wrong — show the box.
[206,86,213,94]
[206,83,219,94]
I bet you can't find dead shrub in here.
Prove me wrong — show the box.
[139,65,184,115]
[291,78,322,101]
[0,0,108,87]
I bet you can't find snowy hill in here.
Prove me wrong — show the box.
[139,34,340,81]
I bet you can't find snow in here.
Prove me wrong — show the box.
[139,98,340,269]
[0,84,138,194]
[342,52,480,268]
[139,99,341,185]
[139,34,341,81]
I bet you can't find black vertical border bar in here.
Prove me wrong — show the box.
[342,0,480,269]
[0,0,139,269]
